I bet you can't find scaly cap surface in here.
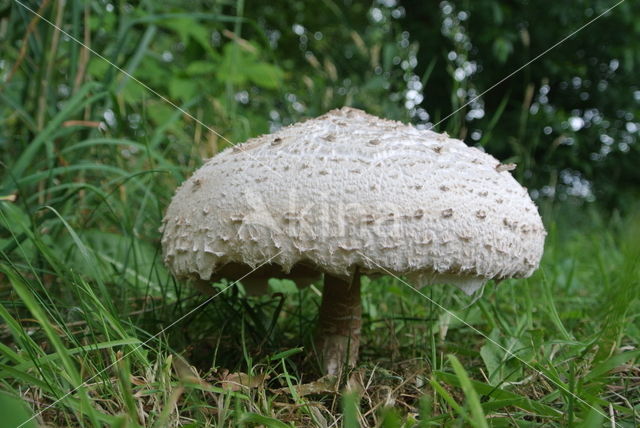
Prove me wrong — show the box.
[161,107,546,294]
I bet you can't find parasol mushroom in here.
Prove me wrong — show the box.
[161,107,546,375]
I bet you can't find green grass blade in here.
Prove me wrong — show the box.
[10,82,106,181]
[2,267,100,426]
[448,355,489,428]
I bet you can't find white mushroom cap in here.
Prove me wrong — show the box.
[161,107,546,295]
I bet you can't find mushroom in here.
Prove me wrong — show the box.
[161,107,546,375]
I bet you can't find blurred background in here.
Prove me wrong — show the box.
[2,0,639,208]
[1,1,639,426]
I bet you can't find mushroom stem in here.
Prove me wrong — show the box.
[314,271,362,375]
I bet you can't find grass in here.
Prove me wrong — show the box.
[2,1,640,427]
[1,145,639,427]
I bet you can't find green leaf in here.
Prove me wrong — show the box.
[492,37,513,63]
[267,278,299,294]
[215,43,282,89]
[584,350,640,382]
[479,331,502,384]
[0,393,38,428]
[121,77,150,104]
[245,62,284,89]
[267,347,304,362]
[342,392,360,428]
[217,44,251,85]
[448,355,488,428]
[87,59,111,79]
[169,78,199,101]
[160,18,213,53]
[186,61,217,76]
[580,404,605,428]
[435,371,562,418]
[429,376,468,418]
[147,102,178,126]
[380,407,402,427]
[239,413,293,427]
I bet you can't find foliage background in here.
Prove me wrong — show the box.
[3,0,639,205]
[0,0,639,426]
